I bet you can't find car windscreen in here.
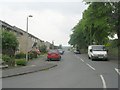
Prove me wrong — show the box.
[92,46,106,51]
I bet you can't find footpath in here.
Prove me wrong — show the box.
[1,55,57,78]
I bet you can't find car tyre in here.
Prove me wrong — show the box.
[47,58,50,61]
[88,56,90,59]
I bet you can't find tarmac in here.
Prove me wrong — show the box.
[1,55,57,78]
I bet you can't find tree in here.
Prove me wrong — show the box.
[0,30,2,54]
[2,30,19,56]
[39,45,47,53]
[58,44,62,49]
[69,2,119,50]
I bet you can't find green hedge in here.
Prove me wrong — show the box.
[15,52,26,59]
[16,59,27,66]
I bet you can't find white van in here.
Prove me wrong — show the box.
[88,45,108,60]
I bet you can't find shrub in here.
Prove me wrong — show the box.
[15,52,26,59]
[2,55,11,62]
[39,45,47,53]
[2,55,15,66]
[28,52,34,59]
[2,30,19,56]
[28,51,37,60]
[16,59,27,66]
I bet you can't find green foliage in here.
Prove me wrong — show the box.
[0,30,2,53]
[69,2,119,50]
[58,44,62,49]
[2,55,11,62]
[2,54,15,66]
[16,59,27,66]
[15,52,26,59]
[39,45,47,53]
[2,30,19,56]
[28,51,38,59]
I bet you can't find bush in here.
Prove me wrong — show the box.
[16,59,27,66]
[39,45,47,53]
[2,55,15,66]
[28,52,34,59]
[28,51,38,60]
[2,30,19,56]
[15,52,26,59]
[2,55,11,62]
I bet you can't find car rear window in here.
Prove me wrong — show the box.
[49,50,58,53]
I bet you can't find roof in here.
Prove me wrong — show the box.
[0,20,43,42]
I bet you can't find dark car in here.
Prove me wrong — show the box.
[58,49,64,55]
[74,50,81,54]
[47,49,61,61]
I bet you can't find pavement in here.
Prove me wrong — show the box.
[1,55,57,78]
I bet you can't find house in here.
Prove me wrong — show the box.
[0,20,49,53]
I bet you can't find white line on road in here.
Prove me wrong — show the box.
[86,63,95,71]
[115,68,120,75]
[80,59,85,62]
[100,75,107,88]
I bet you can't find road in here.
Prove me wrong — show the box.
[2,51,118,88]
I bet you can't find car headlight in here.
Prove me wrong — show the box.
[104,54,107,56]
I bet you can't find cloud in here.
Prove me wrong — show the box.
[28,9,80,46]
[0,2,88,46]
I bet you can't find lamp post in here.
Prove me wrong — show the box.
[26,15,33,62]
[52,40,54,49]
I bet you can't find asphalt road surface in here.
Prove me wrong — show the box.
[2,51,118,88]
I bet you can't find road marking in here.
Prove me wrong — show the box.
[100,75,107,88]
[86,63,95,71]
[115,68,120,75]
[80,59,84,62]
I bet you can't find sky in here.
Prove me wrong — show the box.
[0,0,88,46]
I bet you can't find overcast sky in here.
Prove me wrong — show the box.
[0,0,88,46]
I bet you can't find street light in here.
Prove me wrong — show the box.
[26,15,33,62]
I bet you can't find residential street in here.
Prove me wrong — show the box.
[2,51,118,88]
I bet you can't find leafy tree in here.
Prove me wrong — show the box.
[58,44,62,49]
[2,30,19,56]
[0,30,2,54]
[39,45,47,53]
[69,2,120,51]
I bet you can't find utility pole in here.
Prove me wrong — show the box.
[52,40,54,49]
[26,15,33,62]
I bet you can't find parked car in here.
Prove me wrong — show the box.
[74,50,80,54]
[58,49,64,55]
[47,49,61,61]
[88,45,108,61]
[0,60,8,69]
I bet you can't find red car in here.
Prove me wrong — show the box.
[47,49,61,61]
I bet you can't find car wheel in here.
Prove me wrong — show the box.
[91,57,94,61]
[47,58,50,61]
[105,58,108,61]
[88,56,90,59]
